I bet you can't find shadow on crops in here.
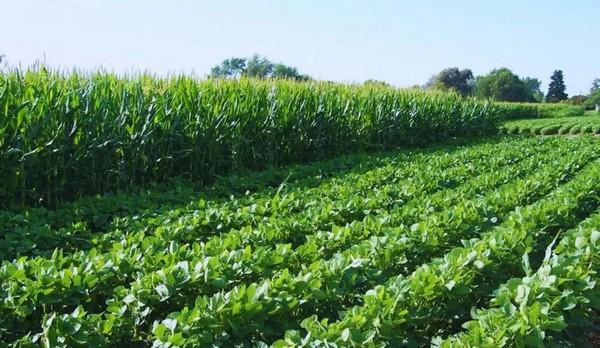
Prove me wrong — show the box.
[0,135,505,261]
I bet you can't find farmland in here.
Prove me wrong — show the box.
[2,71,600,347]
[0,71,497,208]
[1,133,600,347]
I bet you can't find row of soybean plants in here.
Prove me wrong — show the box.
[500,116,600,135]
[436,210,600,347]
[0,69,497,207]
[0,137,490,261]
[152,137,600,347]
[0,145,406,260]
[271,145,600,347]
[2,136,597,347]
[0,136,530,344]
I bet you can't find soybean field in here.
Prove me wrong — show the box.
[2,135,600,347]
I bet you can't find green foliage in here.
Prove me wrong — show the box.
[590,78,600,94]
[437,211,600,347]
[209,55,310,81]
[565,95,587,106]
[475,68,537,102]
[523,77,544,102]
[271,64,310,81]
[546,70,568,102]
[537,103,585,117]
[500,115,600,135]
[244,54,273,78]
[363,79,391,88]
[2,136,600,347]
[426,67,474,97]
[281,150,600,347]
[494,102,539,119]
[209,57,247,78]
[0,68,498,207]
[584,90,600,110]
[494,102,584,120]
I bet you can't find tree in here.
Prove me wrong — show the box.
[272,63,310,81]
[245,54,273,79]
[209,55,310,81]
[426,67,474,96]
[546,70,568,102]
[522,77,544,102]
[591,78,600,94]
[364,79,392,88]
[566,95,587,106]
[585,90,600,110]
[474,68,536,102]
[210,57,246,78]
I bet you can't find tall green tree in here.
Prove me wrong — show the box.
[272,63,310,81]
[475,68,535,102]
[586,90,600,109]
[591,78,600,94]
[546,70,568,102]
[209,55,310,81]
[210,57,246,78]
[245,55,273,78]
[426,67,474,96]
[522,77,544,102]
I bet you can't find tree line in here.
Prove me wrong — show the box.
[422,67,600,109]
[209,54,311,81]
[210,55,597,107]
[425,67,571,103]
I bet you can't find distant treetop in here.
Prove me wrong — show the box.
[425,67,474,97]
[210,54,310,81]
[546,70,568,102]
[474,68,537,102]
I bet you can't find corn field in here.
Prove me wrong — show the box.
[0,69,498,207]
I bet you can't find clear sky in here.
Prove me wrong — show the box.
[1,0,598,95]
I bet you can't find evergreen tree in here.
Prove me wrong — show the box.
[546,70,568,102]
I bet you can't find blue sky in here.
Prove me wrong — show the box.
[1,0,598,95]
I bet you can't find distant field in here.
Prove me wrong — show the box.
[500,114,600,135]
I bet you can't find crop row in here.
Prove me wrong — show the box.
[435,210,600,347]
[4,137,598,346]
[272,156,600,347]
[1,137,519,261]
[0,142,421,248]
[495,102,585,120]
[500,116,600,135]
[0,137,551,343]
